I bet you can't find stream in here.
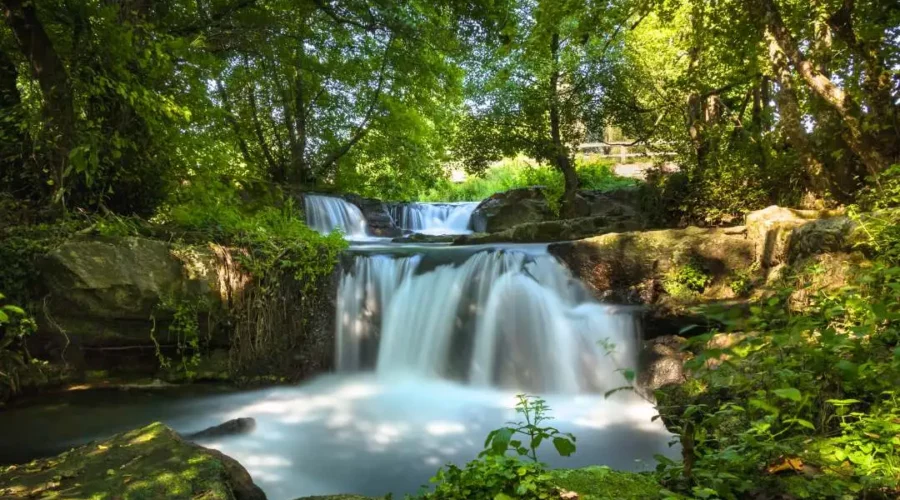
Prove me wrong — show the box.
[0,195,679,499]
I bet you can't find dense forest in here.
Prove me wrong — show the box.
[1,0,900,499]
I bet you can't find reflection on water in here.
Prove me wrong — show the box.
[0,374,677,499]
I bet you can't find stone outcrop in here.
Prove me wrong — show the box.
[549,226,755,305]
[637,335,689,396]
[34,236,337,381]
[455,214,644,245]
[38,237,223,352]
[342,194,402,237]
[470,187,555,233]
[0,422,265,500]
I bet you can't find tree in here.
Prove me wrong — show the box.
[454,0,641,217]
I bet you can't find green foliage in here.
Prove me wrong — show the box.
[422,454,557,500]
[422,157,635,205]
[658,196,900,498]
[0,292,36,400]
[156,175,346,380]
[662,260,711,300]
[150,296,207,380]
[420,395,576,500]
[728,263,760,298]
[481,394,577,463]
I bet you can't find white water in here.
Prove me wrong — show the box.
[304,194,369,238]
[337,247,640,394]
[391,202,478,235]
[0,234,678,500]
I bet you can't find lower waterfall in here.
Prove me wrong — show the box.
[336,246,639,394]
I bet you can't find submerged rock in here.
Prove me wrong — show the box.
[187,417,257,440]
[470,187,555,233]
[0,422,265,500]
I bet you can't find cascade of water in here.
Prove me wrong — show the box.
[336,247,639,393]
[304,194,369,238]
[391,202,478,235]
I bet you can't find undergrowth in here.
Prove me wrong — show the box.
[656,167,900,499]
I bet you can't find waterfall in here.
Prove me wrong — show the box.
[391,202,478,235]
[304,194,368,238]
[336,247,639,393]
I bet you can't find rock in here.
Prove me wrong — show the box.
[40,237,218,325]
[34,237,227,374]
[470,187,555,233]
[549,226,756,306]
[343,194,402,237]
[391,233,457,244]
[0,422,265,500]
[787,216,857,262]
[455,214,644,245]
[637,335,689,395]
[188,417,257,440]
[745,205,843,267]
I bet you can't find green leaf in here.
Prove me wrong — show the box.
[788,418,816,431]
[773,388,802,402]
[552,437,576,457]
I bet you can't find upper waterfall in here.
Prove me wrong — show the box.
[304,194,369,238]
[391,202,478,235]
[336,246,639,394]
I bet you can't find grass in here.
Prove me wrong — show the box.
[550,466,663,499]
[420,157,638,203]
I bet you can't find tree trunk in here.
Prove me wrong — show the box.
[752,0,891,174]
[3,0,74,208]
[767,35,829,200]
[549,32,578,218]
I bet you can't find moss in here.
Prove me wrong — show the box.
[0,422,243,499]
[550,466,663,500]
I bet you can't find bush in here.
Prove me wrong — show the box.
[658,199,900,498]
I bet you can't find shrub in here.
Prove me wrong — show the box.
[657,197,900,498]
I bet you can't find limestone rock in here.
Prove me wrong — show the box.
[470,187,555,233]
[0,422,265,500]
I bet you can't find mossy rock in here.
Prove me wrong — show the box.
[550,466,662,499]
[0,422,264,500]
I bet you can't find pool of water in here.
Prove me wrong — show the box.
[0,374,677,499]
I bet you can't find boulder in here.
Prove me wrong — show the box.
[745,205,843,267]
[637,335,689,396]
[787,216,857,262]
[470,187,555,233]
[549,226,756,305]
[0,422,265,500]
[188,417,257,440]
[37,237,224,355]
[343,194,402,237]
